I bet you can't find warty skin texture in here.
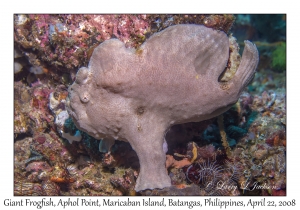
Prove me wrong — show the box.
[67,24,259,191]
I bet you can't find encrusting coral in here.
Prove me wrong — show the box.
[67,24,259,191]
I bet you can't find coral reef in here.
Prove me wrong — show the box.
[67,24,258,191]
[14,14,150,71]
[14,14,235,72]
[14,14,285,196]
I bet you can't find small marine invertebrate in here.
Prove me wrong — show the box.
[50,165,76,184]
[186,160,223,186]
[184,158,242,196]
[67,24,259,191]
[224,159,243,184]
[218,114,232,157]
